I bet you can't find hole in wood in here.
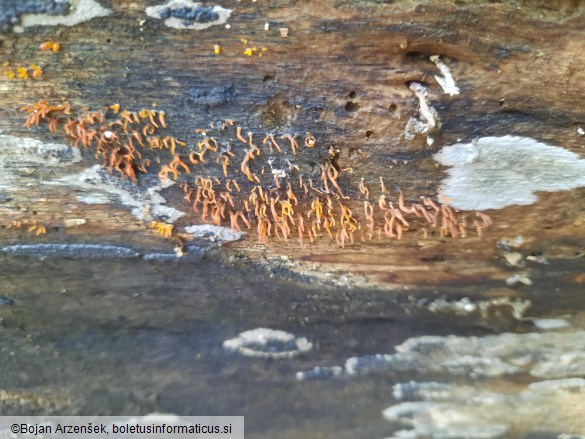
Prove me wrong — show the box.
[345,101,359,112]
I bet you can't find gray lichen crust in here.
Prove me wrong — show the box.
[0,0,70,31]
[146,0,232,30]
[16,0,111,30]
[434,136,585,210]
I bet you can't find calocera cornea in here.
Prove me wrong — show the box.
[22,99,493,247]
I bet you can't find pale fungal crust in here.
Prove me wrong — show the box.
[430,55,460,96]
[184,224,244,242]
[49,165,186,223]
[531,352,585,378]
[1,243,140,258]
[434,135,585,210]
[532,318,570,330]
[382,399,511,439]
[423,296,532,320]
[298,331,585,435]
[383,379,585,438]
[505,273,533,287]
[63,218,87,227]
[502,251,524,267]
[18,0,112,29]
[408,82,437,129]
[0,134,81,168]
[223,328,313,359]
[404,82,439,144]
[296,330,585,381]
[145,0,232,30]
[0,134,81,192]
[392,381,452,401]
[498,235,526,249]
[296,366,343,381]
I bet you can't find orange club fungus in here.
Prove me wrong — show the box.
[21,99,492,247]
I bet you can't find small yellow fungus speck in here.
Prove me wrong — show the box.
[244,48,253,56]
[5,69,15,79]
[2,61,9,67]
[252,47,258,52]
[261,47,268,52]
[110,104,121,113]
[40,41,61,52]
[31,64,43,79]
[150,221,174,238]
[17,67,29,79]
[214,44,221,55]
[40,41,54,51]
[241,38,248,44]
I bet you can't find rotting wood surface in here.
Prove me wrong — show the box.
[0,0,584,297]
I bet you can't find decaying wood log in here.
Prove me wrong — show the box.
[1,1,585,436]
[1,0,583,297]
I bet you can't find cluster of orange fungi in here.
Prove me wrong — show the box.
[21,99,492,247]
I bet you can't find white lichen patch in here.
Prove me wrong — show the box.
[0,134,81,167]
[422,296,532,320]
[296,366,343,381]
[184,224,244,243]
[498,235,526,249]
[49,165,185,223]
[294,327,585,437]
[430,55,460,96]
[299,330,585,381]
[223,328,312,359]
[383,401,510,438]
[434,136,585,210]
[18,0,112,29]
[383,379,585,438]
[0,134,81,190]
[63,218,87,228]
[405,82,439,144]
[1,243,140,258]
[503,251,524,267]
[533,318,570,330]
[505,273,532,287]
[531,352,585,379]
[392,381,452,401]
[145,0,232,30]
